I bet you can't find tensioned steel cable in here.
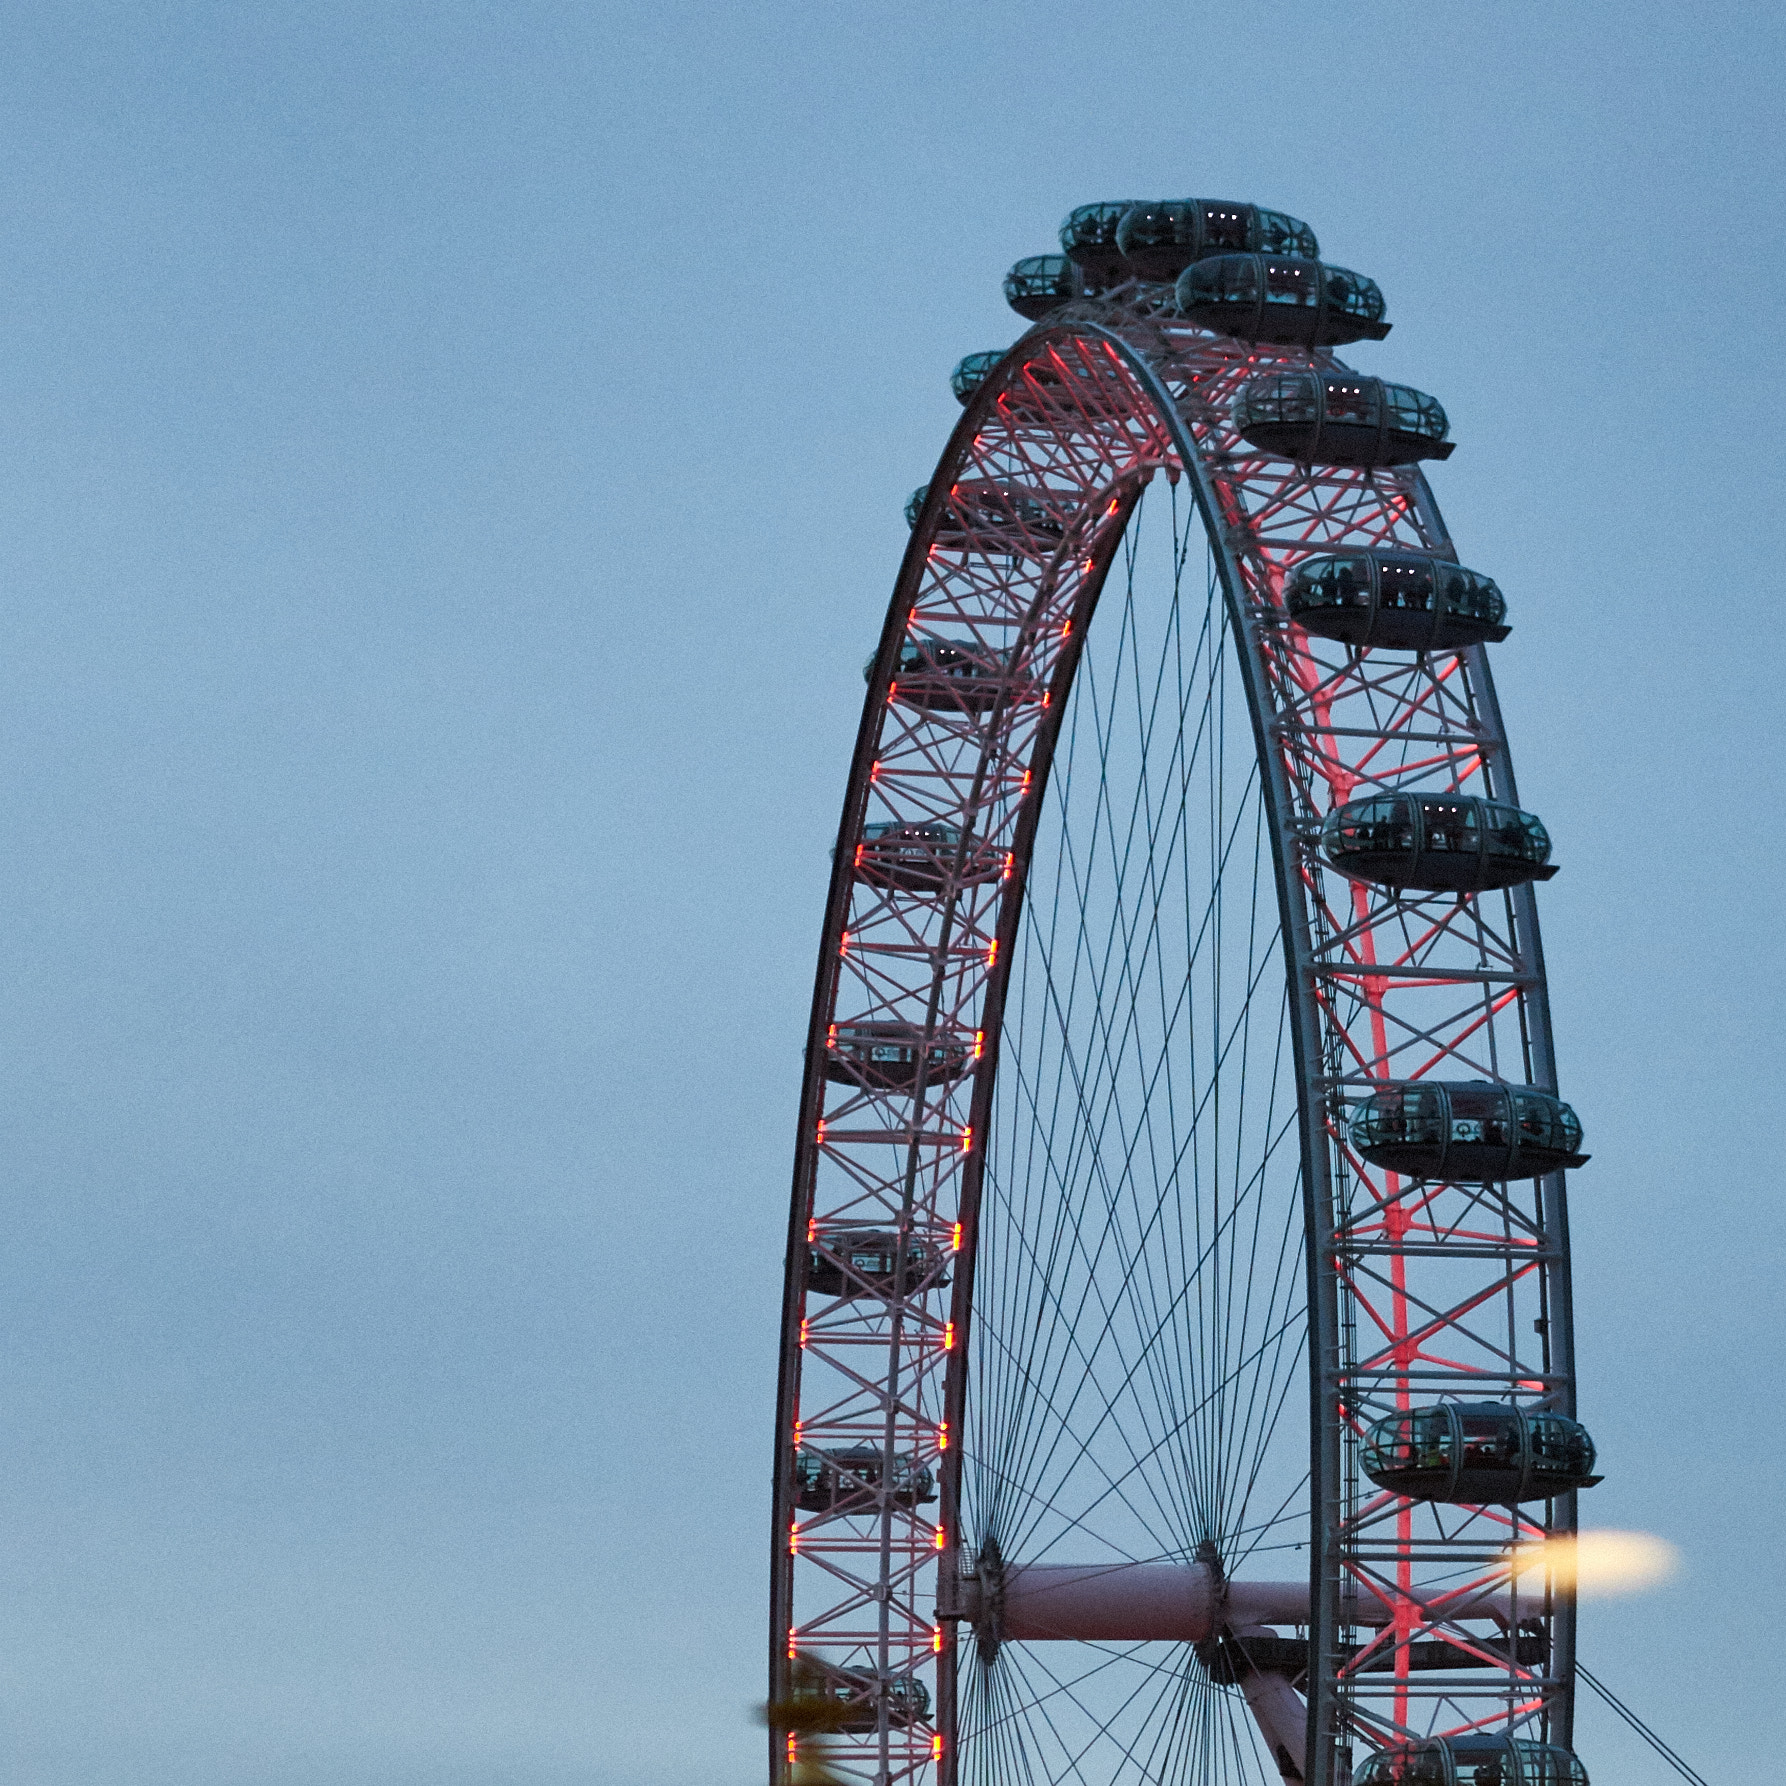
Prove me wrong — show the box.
[985,503,1293,1564]
[1575,1661,1708,1786]
[978,492,1300,1550]
[960,485,1297,1783]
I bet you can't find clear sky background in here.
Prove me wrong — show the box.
[0,4,1779,1783]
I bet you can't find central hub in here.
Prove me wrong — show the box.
[973,1539,1006,1666]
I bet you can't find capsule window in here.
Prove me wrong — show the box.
[864,820,961,848]
[950,351,1003,404]
[1241,372,1310,425]
[1438,566,1504,630]
[1419,800,1479,854]
[1263,259,1315,307]
[1323,380,1380,426]
[1253,206,1318,258]
[1386,383,1448,437]
[1458,1413,1516,1470]
[1529,1413,1597,1479]
[1273,375,1321,423]
[1295,554,1372,608]
[1332,795,1415,852]
[1484,804,1549,863]
[1378,557,1437,613]
[1200,203,1251,251]
[1323,266,1385,320]
[1329,556,1372,605]
[1513,1093,1581,1155]
[1058,202,1138,262]
[1447,1083,1509,1146]
[1179,261,1222,306]
[1188,255,1257,305]
[1439,565,1475,608]
[1465,573,1505,624]
[1362,1752,1447,1786]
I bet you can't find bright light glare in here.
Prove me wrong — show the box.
[1513,1529,1679,1598]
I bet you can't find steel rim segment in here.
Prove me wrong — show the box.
[772,311,1577,1786]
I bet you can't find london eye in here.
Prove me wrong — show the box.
[770,196,1597,1786]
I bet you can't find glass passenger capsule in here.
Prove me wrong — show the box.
[793,1446,938,1513]
[824,1023,975,1090]
[1350,1082,1588,1180]
[1174,254,1390,346]
[855,820,1006,892]
[951,350,1005,404]
[1358,1736,1589,1786]
[1059,200,1145,280]
[786,1667,933,1733]
[1004,254,1083,319]
[1321,793,1557,892]
[1234,372,1454,466]
[1362,1402,1602,1504]
[1286,551,1509,651]
[869,634,1038,714]
[907,481,1066,555]
[808,1231,950,1299]
[1114,199,1319,281]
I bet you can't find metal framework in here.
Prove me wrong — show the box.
[771,273,1579,1786]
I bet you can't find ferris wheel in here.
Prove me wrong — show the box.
[769,197,1601,1786]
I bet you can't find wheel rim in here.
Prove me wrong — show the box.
[773,300,1579,1786]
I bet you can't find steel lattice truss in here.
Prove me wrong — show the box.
[771,300,1577,1786]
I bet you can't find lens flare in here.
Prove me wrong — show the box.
[1513,1528,1679,1597]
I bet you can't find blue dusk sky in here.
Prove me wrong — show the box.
[0,4,1779,1783]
